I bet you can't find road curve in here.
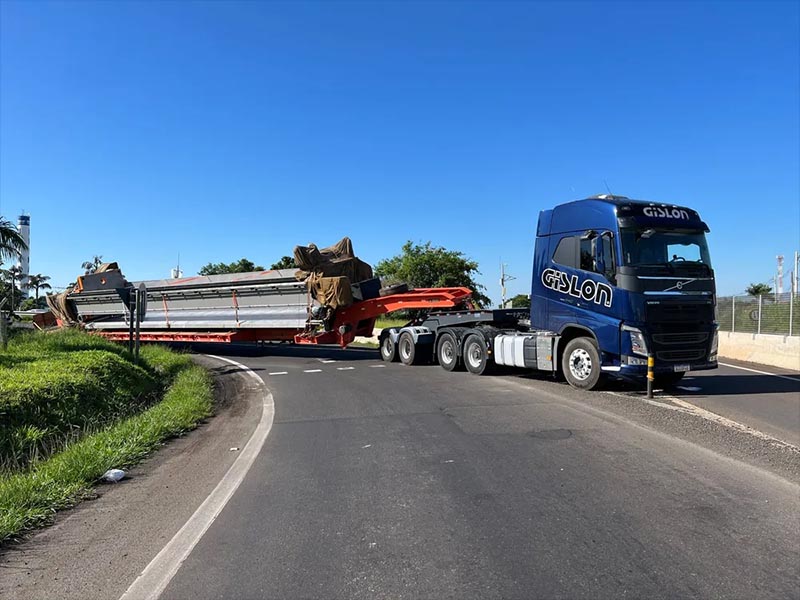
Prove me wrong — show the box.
[160,345,800,600]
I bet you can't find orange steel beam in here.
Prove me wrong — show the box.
[295,287,473,347]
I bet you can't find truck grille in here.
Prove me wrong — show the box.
[656,349,706,362]
[652,332,709,345]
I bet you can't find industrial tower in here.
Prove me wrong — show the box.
[16,214,30,293]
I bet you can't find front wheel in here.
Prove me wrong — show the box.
[562,337,603,390]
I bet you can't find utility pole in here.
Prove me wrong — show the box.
[500,262,516,308]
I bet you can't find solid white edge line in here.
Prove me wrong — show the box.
[719,362,800,384]
[119,354,275,600]
[268,371,288,375]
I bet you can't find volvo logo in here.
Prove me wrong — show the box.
[664,279,695,292]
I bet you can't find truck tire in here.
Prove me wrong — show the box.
[379,332,398,362]
[436,331,462,371]
[562,337,602,390]
[463,334,492,375]
[654,372,686,388]
[379,283,409,297]
[398,331,418,365]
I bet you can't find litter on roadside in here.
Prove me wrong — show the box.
[102,469,126,483]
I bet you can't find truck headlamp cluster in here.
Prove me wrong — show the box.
[622,325,648,357]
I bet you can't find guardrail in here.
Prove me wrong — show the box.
[717,293,799,337]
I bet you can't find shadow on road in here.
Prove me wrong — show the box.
[178,342,380,362]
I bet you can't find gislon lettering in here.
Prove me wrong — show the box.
[541,268,613,308]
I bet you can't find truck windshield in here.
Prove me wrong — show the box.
[619,228,712,271]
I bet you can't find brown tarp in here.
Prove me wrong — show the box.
[46,289,78,324]
[293,237,373,309]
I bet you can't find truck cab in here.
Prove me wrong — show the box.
[532,195,717,388]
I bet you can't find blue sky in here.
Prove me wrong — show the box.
[1,0,798,299]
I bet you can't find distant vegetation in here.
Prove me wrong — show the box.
[376,241,490,307]
[199,258,265,275]
[271,255,296,270]
[746,283,772,296]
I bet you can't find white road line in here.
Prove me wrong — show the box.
[603,390,799,452]
[667,395,800,452]
[719,362,800,384]
[268,371,288,376]
[119,355,275,600]
[337,366,355,371]
[303,369,322,373]
[319,359,338,363]
[369,364,386,368]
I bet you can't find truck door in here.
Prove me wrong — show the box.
[543,231,620,357]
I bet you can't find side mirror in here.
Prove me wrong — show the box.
[581,229,597,241]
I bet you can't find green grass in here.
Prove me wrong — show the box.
[375,317,409,330]
[0,364,212,542]
[0,330,195,470]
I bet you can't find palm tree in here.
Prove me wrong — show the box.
[26,273,52,301]
[0,217,26,262]
[82,255,103,275]
[1,265,25,310]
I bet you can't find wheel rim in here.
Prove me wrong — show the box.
[381,338,393,358]
[440,339,455,365]
[400,338,412,361]
[568,348,593,381]
[466,341,483,369]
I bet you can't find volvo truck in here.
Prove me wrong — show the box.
[379,195,717,389]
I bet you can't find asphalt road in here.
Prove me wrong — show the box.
[158,346,800,600]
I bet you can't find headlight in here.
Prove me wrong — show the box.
[622,325,648,356]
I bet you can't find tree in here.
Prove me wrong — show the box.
[375,241,491,307]
[271,256,296,270]
[198,258,265,276]
[26,273,52,300]
[82,255,104,275]
[0,217,26,262]
[20,297,47,311]
[746,283,772,296]
[0,265,25,310]
[510,294,531,308]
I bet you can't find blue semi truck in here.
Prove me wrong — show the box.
[378,195,718,390]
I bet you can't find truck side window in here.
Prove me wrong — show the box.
[553,237,578,268]
[579,239,594,271]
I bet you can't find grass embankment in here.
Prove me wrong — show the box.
[0,330,213,542]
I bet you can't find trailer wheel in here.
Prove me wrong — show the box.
[379,332,398,362]
[436,331,461,372]
[398,331,419,365]
[463,334,492,375]
[379,283,409,297]
[562,337,602,390]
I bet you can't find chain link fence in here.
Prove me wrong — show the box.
[717,293,800,336]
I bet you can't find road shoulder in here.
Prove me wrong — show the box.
[0,355,265,600]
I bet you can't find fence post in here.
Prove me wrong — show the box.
[757,294,762,335]
[731,295,735,333]
[790,291,794,337]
